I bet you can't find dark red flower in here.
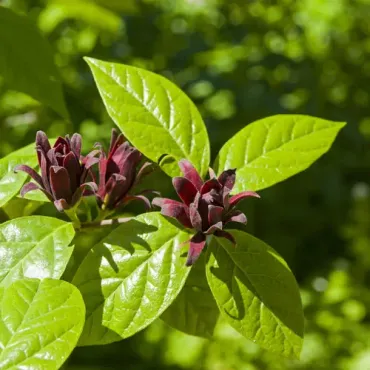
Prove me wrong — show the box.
[15,131,98,211]
[153,160,259,266]
[96,129,152,210]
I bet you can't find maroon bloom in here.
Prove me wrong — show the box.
[96,129,152,210]
[15,131,98,211]
[153,160,259,266]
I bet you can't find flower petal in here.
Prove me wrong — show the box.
[36,131,51,154]
[189,202,202,231]
[63,152,81,191]
[229,191,260,207]
[14,164,43,187]
[38,150,52,193]
[71,133,82,158]
[134,162,153,186]
[152,197,192,228]
[200,178,221,195]
[178,159,203,190]
[225,210,247,224]
[218,169,236,191]
[71,182,98,206]
[54,198,69,212]
[209,167,217,179]
[208,205,224,225]
[109,128,125,154]
[186,232,206,266]
[20,182,53,201]
[205,221,223,235]
[123,195,151,210]
[214,230,236,244]
[49,166,72,202]
[173,177,197,206]
[103,173,127,209]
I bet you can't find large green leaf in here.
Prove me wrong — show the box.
[214,115,346,192]
[206,231,304,358]
[0,278,85,369]
[0,216,75,287]
[0,143,37,208]
[161,253,219,338]
[85,57,210,177]
[72,213,192,345]
[0,7,68,118]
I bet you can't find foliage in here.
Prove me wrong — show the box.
[0,0,368,369]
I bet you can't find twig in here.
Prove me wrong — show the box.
[80,217,132,228]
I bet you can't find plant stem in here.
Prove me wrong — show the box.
[80,217,131,228]
[65,208,81,229]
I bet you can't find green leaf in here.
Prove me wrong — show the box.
[85,57,210,177]
[39,1,123,35]
[72,213,192,345]
[0,278,85,369]
[214,115,346,192]
[0,143,38,208]
[0,216,75,287]
[206,231,304,358]
[161,253,219,338]
[0,7,68,118]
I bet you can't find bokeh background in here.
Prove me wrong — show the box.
[1,0,370,369]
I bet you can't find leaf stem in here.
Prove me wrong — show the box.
[80,217,131,228]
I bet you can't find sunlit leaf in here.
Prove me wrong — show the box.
[0,143,37,208]
[85,57,210,177]
[72,213,192,345]
[0,278,85,369]
[0,216,75,287]
[214,115,346,192]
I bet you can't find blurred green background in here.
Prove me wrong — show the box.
[1,0,370,369]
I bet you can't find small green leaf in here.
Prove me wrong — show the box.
[0,7,68,118]
[0,278,85,369]
[72,213,192,345]
[0,143,37,208]
[214,115,346,192]
[85,57,210,177]
[39,1,123,35]
[206,231,304,359]
[0,216,75,287]
[161,253,219,338]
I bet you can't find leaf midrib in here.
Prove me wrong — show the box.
[222,124,343,170]
[90,60,192,161]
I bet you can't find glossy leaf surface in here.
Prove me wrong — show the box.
[215,115,346,192]
[85,57,210,177]
[0,278,85,369]
[0,216,75,287]
[206,231,304,358]
[73,213,192,345]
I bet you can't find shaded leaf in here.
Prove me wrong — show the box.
[39,0,123,35]
[0,278,85,369]
[0,216,75,287]
[85,57,210,177]
[0,7,68,118]
[214,115,346,192]
[206,231,304,358]
[161,253,219,338]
